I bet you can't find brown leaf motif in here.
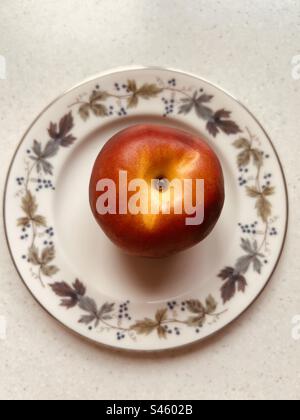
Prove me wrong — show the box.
[233,137,263,168]
[28,245,59,278]
[127,80,137,93]
[78,91,109,120]
[205,295,217,314]
[41,265,59,277]
[50,279,86,309]
[179,94,241,137]
[179,92,213,120]
[207,109,242,137]
[246,185,275,223]
[131,318,158,335]
[218,239,264,303]
[185,296,218,327]
[155,308,168,324]
[21,190,37,218]
[186,315,206,327]
[30,112,76,175]
[256,195,272,223]
[28,245,41,266]
[78,298,115,327]
[18,191,46,228]
[219,268,247,304]
[131,308,168,339]
[79,104,90,121]
[127,80,163,109]
[186,299,205,315]
[136,83,163,99]
[48,112,76,146]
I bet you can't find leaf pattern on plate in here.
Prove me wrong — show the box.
[14,77,279,342]
[17,191,46,228]
[218,129,276,303]
[70,80,241,138]
[30,112,76,176]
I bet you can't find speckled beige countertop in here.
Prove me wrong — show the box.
[0,0,299,401]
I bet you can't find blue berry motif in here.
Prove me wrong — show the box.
[118,301,131,321]
[16,177,25,186]
[270,227,278,236]
[20,223,30,240]
[162,98,175,117]
[174,327,180,336]
[238,221,258,235]
[36,179,55,192]
[45,227,54,237]
[167,301,177,310]
[238,167,248,186]
[263,173,272,188]
[116,331,126,340]
[118,107,127,117]
[168,78,176,87]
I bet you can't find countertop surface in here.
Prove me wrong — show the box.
[0,0,299,401]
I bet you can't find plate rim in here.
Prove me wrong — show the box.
[3,65,289,353]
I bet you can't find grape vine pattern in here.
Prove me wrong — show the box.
[14,77,278,342]
[218,129,276,303]
[69,78,242,138]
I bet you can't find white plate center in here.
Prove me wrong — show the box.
[54,115,239,303]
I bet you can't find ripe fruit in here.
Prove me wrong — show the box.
[89,124,225,258]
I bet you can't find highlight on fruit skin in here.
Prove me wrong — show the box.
[89,124,225,258]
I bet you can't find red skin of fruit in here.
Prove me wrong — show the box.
[89,124,225,258]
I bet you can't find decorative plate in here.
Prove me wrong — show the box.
[4,67,288,351]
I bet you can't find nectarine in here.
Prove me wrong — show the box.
[89,124,224,257]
